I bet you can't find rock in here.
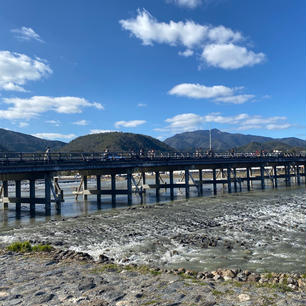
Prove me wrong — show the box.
[222,269,236,280]
[238,294,251,302]
[78,281,96,291]
[98,254,110,263]
[247,273,261,282]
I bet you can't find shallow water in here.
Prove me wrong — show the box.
[0,180,305,274]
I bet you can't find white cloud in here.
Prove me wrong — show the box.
[156,112,291,134]
[32,133,76,140]
[120,10,264,69]
[202,44,265,69]
[11,27,44,42]
[137,103,147,107]
[178,49,194,57]
[120,10,241,49]
[169,83,233,99]
[19,122,29,128]
[90,129,118,134]
[0,96,103,120]
[214,94,255,104]
[169,83,255,104]
[46,120,61,126]
[266,124,292,130]
[0,51,52,92]
[168,0,202,8]
[73,119,88,126]
[114,120,146,128]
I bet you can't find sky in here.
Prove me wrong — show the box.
[0,0,305,142]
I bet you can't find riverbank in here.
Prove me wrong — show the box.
[1,248,306,306]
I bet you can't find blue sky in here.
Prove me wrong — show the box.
[0,0,305,142]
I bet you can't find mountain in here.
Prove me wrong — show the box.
[62,132,175,152]
[164,129,306,152]
[0,128,66,152]
[0,144,8,152]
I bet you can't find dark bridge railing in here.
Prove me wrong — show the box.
[0,151,305,165]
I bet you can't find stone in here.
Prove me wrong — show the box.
[238,294,251,302]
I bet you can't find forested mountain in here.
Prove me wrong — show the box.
[0,128,65,152]
[62,132,175,152]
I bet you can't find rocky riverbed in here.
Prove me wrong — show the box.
[0,186,305,305]
[0,248,305,306]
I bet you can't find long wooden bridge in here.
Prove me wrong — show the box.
[0,152,305,215]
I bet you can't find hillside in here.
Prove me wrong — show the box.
[0,144,8,152]
[0,128,66,152]
[164,129,306,152]
[62,132,175,152]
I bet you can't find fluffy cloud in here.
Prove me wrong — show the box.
[156,112,291,134]
[32,133,76,140]
[137,103,147,107]
[114,120,146,128]
[202,44,265,69]
[178,49,194,57]
[90,129,118,134]
[11,27,43,42]
[169,83,255,104]
[0,96,103,120]
[168,0,202,9]
[0,51,52,92]
[120,10,241,48]
[46,120,61,126]
[120,10,264,69]
[73,119,88,126]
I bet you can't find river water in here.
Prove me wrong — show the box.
[0,179,305,274]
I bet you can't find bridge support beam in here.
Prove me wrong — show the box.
[83,176,88,201]
[45,175,51,215]
[233,168,237,192]
[246,168,251,191]
[169,170,174,200]
[285,165,291,186]
[185,169,190,198]
[155,171,160,202]
[15,180,21,214]
[2,180,8,210]
[213,169,217,195]
[142,172,146,194]
[96,175,101,205]
[127,172,132,205]
[29,179,35,216]
[296,165,300,185]
[111,174,116,205]
[260,166,265,190]
[198,169,203,196]
[227,168,232,193]
[273,166,278,188]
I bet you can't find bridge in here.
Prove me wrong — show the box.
[0,152,305,215]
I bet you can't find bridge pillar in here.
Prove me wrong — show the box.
[296,165,301,185]
[155,171,160,202]
[96,175,101,205]
[212,169,217,195]
[273,166,278,188]
[45,175,51,215]
[29,179,35,216]
[127,172,132,205]
[83,175,88,201]
[260,166,265,189]
[198,169,203,196]
[227,168,232,193]
[185,169,190,198]
[2,180,8,209]
[246,168,251,191]
[111,174,116,206]
[142,172,146,194]
[15,180,21,214]
[233,168,237,192]
[285,165,291,186]
[169,170,174,200]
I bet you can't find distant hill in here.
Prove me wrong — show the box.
[0,144,8,152]
[62,132,175,152]
[164,129,306,152]
[0,128,66,152]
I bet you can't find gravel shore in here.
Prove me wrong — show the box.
[1,249,306,306]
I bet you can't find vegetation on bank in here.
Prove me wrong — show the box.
[6,241,53,253]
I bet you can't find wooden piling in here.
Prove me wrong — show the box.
[185,169,190,198]
[29,179,35,215]
[198,169,203,196]
[169,170,174,200]
[111,173,116,205]
[15,180,21,213]
[227,168,232,193]
[2,180,8,209]
[246,168,251,191]
[233,168,237,192]
[83,175,88,201]
[273,166,278,188]
[127,172,132,205]
[45,175,51,215]
[96,175,101,205]
[260,166,265,189]
[155,171,160,202]
[213,168,217,195]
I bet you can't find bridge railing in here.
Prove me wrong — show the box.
[0,151,305,165]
